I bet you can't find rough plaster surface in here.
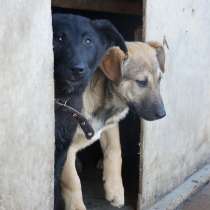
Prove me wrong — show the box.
[140,0,210,209]
[0,1,54,210]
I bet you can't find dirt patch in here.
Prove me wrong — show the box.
[180,182,210,210]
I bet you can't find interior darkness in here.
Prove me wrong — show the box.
[53,7,142,210]
[53,7,141,40]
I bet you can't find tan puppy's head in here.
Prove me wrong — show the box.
[100,41,166,121]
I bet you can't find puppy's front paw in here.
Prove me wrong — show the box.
[104,179,124,208]
[69,203,86,210]
[65,191,86,210]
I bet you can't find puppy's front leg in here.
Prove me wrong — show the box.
[61,146,86,210]
[100,124,124,207]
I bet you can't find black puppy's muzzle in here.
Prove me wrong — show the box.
[69,64,87,81]
[71,66,85,74]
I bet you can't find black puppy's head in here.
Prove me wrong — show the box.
[52,14,127,93]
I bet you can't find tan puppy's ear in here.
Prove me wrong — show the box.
[100,47,126,81]
[148,41,165,72]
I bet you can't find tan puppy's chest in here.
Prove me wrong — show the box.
[69,70,128,151]
[71,106,128,151]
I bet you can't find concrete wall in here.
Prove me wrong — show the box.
[0,1,54,210]
[139,0,210,209]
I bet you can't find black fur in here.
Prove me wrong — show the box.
[53,13,127,210]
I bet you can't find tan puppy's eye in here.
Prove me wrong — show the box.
[136,78,148,87]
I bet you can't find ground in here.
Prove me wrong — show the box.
[178,182,210,210]
[81,166,134,210]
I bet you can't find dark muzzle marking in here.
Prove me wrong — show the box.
[55,99,94,139]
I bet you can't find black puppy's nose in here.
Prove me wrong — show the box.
[155,107,166,119]
[71,65,85,74]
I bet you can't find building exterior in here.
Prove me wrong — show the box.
[140,0,210,209]
[0,1,54,209]
[0,1,210,209]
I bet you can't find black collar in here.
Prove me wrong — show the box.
[55,99,94,140]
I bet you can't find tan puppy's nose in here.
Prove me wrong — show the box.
[155,106,166,119]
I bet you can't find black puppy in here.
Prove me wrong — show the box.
[53,14,127,210]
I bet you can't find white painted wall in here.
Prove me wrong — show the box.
[140,0,210,209]
[0,1,54,210]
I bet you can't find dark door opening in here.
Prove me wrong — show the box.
[52,5,143,210]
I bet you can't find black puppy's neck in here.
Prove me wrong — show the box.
[55,79,87,99]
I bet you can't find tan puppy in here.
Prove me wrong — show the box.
[61,42,166,210]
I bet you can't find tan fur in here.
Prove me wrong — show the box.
[61,41,166,210]
[100,124,124,207]
[147,41,165,72]
[100,46,126,81]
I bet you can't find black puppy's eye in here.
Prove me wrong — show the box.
[83,37,92,46]
[58,36,63,42]
[136,78,148,87]
[55,33,65,42]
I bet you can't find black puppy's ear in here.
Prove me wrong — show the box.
[92,19,128,54]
